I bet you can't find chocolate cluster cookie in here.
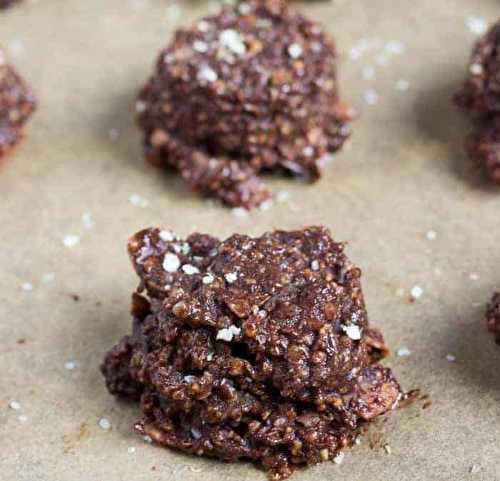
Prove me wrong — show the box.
[0,50,36,162]
[102,226,400,479]
[137,0,352,209]
[455,20,500,183]
[486,292,500,343]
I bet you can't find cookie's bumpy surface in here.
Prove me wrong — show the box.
[102,227,400,479]
[0,50,36,161]
[137,0,352,209]
[455,21,500,183]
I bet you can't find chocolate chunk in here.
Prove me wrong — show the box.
[0,49,36,162]
[455,21,500,183]
[137,0,352,209]
[102,226,400,479]
[486,292,500,343]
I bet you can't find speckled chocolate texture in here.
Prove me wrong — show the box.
[136,0,352,209]
[455,21,500,183]
[486,292,500,343]
[0,50,36,162]
[102,226,400,480]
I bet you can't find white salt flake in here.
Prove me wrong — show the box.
[197,20,211,32]
[410,285,424,300]
[425,230,437,240]
[302,145,314,157]
[333,451,345,465]
[385,41,405,55]
[469,464,481,474]
[384,444,392,455]
[64,360,76,370]
[216,325,241,342]
[193,40,209,53]
[396,79,410,91]
[311,260,320,271]
[63,235,80,248]
[466,16,487,36]
[191,428,202,440]
[396,346,411,357]
[469,273,479,281]
[18,414,28,423]
[143,435,153,444]
[42,273,55,283]
[238,2,251,15]
[159,229,175,242]
[219,29,246,55]
[9,401,21,411]
[128,193,149,208]
[197,65,218,83]
[231,207,248,218]
[363,89,379,105]
[469,63,484,75]
[446,354,456,362]
[287,43,303,59]
[98,417,111,430]
[202,273,215,284]
[182,264,200,275]
[20,282,33,291]
[259,199,274,211]
[342,324,362,341]
[225,272,238,283]
[128,446,136,454]
[82,211,94,229]
[135,100,147,113]
[276,191,290,203]
[163,253,181,273]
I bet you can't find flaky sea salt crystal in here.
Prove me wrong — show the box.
[410,285,423,299]
[216,325,241,341]
[193,40,209,53]
[333,451,345,464]
[63,235,80,248]
[21,282,33,291]
[159,229,175,242]
[342,324,362,340]
[397,346,411,357]
[287,43,303,59]
[197,65,218,83]
[202,273,215,284]
[163,253,181,273]
[128,193,149,208]
[9,401,21,411]
[98,417,111,430]
[225,272,237,283]
[182,264,199,275]
[219,29,246,55]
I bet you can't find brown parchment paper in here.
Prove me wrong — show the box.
[1,0,500,480]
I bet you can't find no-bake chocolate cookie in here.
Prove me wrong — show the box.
[137,0,352,208]
[102,226,400,479]
[0,50,36,162]
[455,20,500,183]
[486,292,500,343]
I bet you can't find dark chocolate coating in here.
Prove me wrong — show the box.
[102,226,400,480]
[137,0,352,209]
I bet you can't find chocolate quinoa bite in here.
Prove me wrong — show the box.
[102,226,400,480]
[137,0,352,209]
[455,20,500,183]
[486,292,500,343]
[0,49,36,162]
